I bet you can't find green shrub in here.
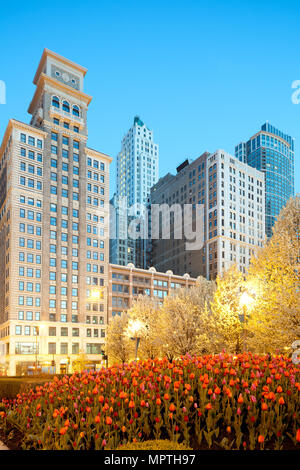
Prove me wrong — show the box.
[0,378,49,400]
[116,440,192,450]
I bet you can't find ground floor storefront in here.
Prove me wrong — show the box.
[0,355,106,376]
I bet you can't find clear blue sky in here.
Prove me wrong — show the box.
[0,0,299,196]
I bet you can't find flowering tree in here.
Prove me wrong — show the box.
[125,296,167,360]
[210,265,245,353]
[247,195,300,352]
[160,277,216,358]
[105,312,133,364]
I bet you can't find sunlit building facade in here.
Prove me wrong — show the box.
[151,150,265,280]
[0,50,112,375]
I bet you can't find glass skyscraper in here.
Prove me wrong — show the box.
[235,122,294,238]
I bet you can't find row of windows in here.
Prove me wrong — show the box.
[49,232,78,243]
[52,96,81,118]
[18,296,41,306]
[49,286,78,295]
[19,267,41,278]
[15,342,103,355]
[20,209,42,221]
[86,196,105,206]
[49,258,79,268]
[20,196,42,207]
[19,282,41,292]
[49,272,78,282]
[51,158,79,174]
[20,177,42,190]
[20,148,43,162]
[20,133,43,148]
[50,245,79,256]
[53,118,79,133]
[19,223,41,236]
[19,238,41,249]
[49,300,78,309]
[87,170,105,182]
[86,213,104,223]
[87,184,105,194]
[19,253,41,263]
[87,158,105,171]
[18,311,40,321]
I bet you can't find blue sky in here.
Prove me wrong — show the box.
[0,0,299,195]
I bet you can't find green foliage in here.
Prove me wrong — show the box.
[116,439,192,450]
[0,378,49,400]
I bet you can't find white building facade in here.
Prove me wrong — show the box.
[111,117,159,267]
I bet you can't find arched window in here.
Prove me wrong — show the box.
[72,105,80,117]
[52,96,60,108]
[62,101,70,113]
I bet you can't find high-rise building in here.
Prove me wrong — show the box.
[151,150,265,280]
[110,116,159,267]
[0,49,112,375]
[235,122,294,238]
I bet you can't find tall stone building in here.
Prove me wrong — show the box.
[0,49,112,375]
[151,150,265,280]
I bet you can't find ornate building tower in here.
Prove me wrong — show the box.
[0,50,112,375]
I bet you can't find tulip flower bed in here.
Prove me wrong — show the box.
[0,353,299,450]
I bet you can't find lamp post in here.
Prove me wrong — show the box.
[239,291,254,352]
[34,326,39,376]
[127,319,143,361]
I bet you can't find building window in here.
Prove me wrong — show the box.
[62,101,70,113]
[48,343,56,354]
[72,105,80,117]
[52,96,60,108]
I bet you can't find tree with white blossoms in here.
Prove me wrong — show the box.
[210,264,246,353]
[125,295,167,360]
[105,312,133,364]
[160,277,216,358]
[246,195,300,353]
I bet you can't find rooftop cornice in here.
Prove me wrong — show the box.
[33,48,87,85]
[0,119,47,160]
[85,147,113,163]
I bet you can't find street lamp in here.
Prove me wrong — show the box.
[35,326,39,376]
[239,291,255,352]
[127,319,144,361]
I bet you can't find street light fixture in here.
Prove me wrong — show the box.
[35,326,39,376]
[239,291,255,352]
[127,319,144,361]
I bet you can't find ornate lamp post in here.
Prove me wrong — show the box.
[239,291,255,352]
[127,319,144,361]
[35,326,39,375]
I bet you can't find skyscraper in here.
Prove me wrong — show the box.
[151,150,265,280]
[0,50,112,375]
[110,116,159,267]
[235,122,294,238]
